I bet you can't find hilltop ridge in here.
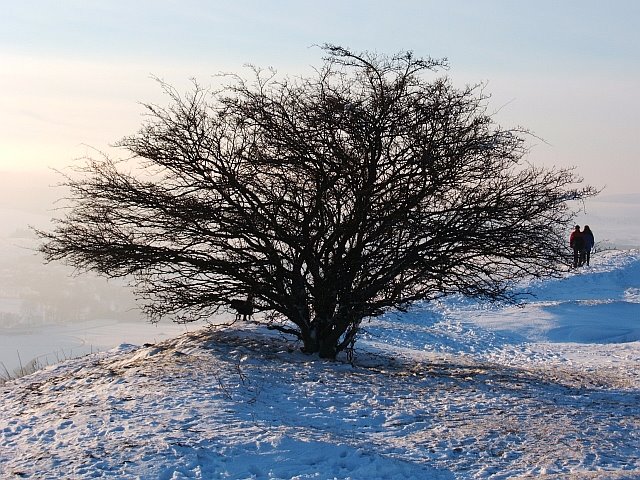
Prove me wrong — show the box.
[1,249,639,479]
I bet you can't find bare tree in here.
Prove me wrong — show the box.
[38,45,596,358]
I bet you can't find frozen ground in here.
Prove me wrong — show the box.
[1,249,639,479]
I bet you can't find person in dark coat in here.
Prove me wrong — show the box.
[569,225,585,268]
[582,225,595,266]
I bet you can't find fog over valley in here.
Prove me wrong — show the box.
[0,171,194,372]
[1,170,639,374]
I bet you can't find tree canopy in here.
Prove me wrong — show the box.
[38,45,596,358]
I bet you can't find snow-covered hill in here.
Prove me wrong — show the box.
[1,250,639,479]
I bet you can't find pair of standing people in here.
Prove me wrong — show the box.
[569,225,595,268]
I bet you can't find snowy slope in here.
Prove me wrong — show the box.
[1,250,639,479]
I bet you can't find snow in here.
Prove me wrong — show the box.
[1,249,639,479]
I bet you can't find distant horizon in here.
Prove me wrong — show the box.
[2,1,639,196]
[1,168,638,251]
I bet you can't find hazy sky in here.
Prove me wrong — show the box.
[1,0,639,194]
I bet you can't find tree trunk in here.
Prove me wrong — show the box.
[301,324,340,359]
[317,338,338,359]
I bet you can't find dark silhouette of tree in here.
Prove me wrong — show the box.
[38,45,596,358]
